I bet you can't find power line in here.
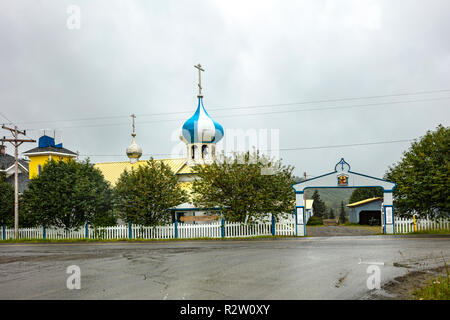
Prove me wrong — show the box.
[0,112,13,124]
[24,95,450,131]
[77,138,414,158]
[10,88,450,126]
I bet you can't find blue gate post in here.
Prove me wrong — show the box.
[85,222,89,239]
[221,218,225,238]
[128,222,132,239]
[43,225,46,239]
[174,213,178,239]
[3,225,6,240]
[271,214,275,236]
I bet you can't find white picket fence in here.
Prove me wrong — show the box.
[0,219,297,240]
[395,217,450,234]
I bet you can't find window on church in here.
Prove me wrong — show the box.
[202,145,208,159]
[193,145,199,159]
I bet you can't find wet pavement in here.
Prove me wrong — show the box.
[0,235,449,299]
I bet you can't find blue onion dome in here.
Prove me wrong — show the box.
[180,97,224,144]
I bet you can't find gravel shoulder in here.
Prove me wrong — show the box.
[361,266,448,300]
[306,225,381,237]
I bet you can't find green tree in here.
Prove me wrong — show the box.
[22,159,114,230]
[385,125,450,218]
[339,200,347,224]
[349,187,383,204]
[191,151,295,223]
[311,190,326,218]
[0,172,14,226]
[114,159,187,226]
[328,208,335,219]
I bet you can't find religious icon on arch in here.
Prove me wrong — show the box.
[337,174,349,186]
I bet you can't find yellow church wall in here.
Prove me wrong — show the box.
[28,154,74,179]
[94,158,189,187]
[94,158,196,195]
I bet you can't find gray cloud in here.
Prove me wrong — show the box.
[1,0,449,179]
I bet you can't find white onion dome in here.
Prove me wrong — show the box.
[126,133,142,163]
[180,97,224,144]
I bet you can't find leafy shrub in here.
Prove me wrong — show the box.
[307,216,323,226]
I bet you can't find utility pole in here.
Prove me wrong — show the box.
[1,125,36,239]
[303,172,307,204]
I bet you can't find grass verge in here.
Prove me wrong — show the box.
[412,275,450,300]
[0,235,298,244]
[407,229,450,235]
[412,261,449,300]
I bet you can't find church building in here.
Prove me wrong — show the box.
[94,64,224,223]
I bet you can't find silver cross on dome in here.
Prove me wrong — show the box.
[194,63,205,97]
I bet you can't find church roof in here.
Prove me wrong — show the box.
[94,158,190,186]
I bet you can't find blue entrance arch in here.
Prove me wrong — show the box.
[292,158,396,236]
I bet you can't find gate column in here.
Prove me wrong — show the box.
[383,191,395,234]
[295,192,306,237]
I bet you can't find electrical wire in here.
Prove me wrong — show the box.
[10,88,450,126]
[23,95,450,131]
[77,138,414,157]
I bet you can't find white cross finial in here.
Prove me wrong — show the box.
[194,64,205,97]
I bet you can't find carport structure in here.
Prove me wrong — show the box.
[292,158,396,236]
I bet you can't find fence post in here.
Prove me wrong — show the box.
[221,218,225,238]
[174,218,178,239]
[43,225,46,239]
[2,225,5,240]
[128,222,132,239]
[85,222,89,239]
[271,215,275,236]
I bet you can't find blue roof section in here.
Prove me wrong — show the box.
[38,135,63,149]
[181,97,224,143]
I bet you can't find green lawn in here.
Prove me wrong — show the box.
[412,275,450,300]
[407,229,450,235]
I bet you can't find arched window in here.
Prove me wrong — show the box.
[202,145,208,159]
[192,145,199,160]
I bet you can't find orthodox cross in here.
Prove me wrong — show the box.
[131,114,136,137]
[194,63,205,97]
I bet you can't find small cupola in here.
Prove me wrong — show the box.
[126,114,142,163]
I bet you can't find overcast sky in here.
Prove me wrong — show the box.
[1,0,449,178]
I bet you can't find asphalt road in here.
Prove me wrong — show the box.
[0,235,449,300]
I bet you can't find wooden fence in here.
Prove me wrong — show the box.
[0,218,297,240]
[395,217,450,234]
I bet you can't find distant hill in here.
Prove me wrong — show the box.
[304,188,355,213]
[293,177,356,213]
